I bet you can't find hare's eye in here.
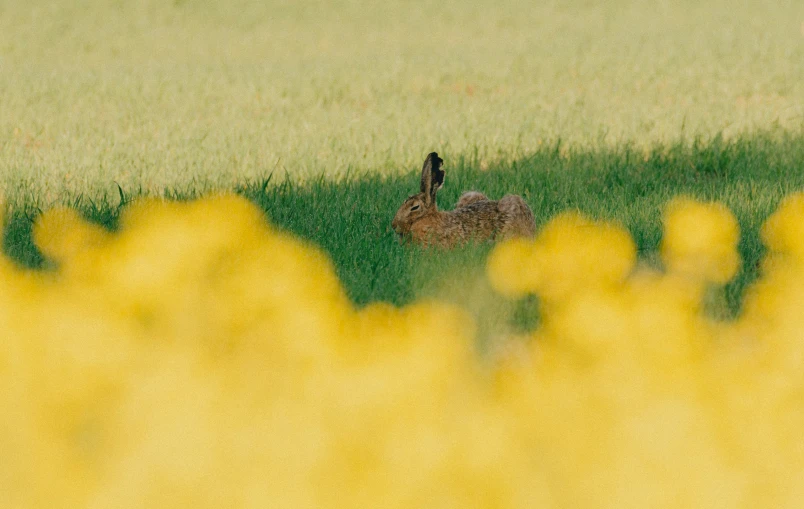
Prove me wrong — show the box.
[410,204,420,211]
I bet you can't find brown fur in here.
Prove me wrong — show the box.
[391,152,536,248]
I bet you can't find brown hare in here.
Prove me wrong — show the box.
[391,152,536,247]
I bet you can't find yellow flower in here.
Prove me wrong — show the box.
[488,212,636,302]
[32,207,110,264]
[486,236,540,298]
[661,197,740,284]
[8,193,804,508]
[762,192,804,260]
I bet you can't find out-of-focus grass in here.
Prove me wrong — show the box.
[6,132,804,336]
[1,0,802,200]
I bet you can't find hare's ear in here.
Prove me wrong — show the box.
[419,152,445,205]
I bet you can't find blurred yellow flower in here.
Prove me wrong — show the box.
[661,197,740,283]
[488,212,636,302]
[3,193,804,507]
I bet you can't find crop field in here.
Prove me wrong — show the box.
[2,0,804,507]
[1,0,802,197]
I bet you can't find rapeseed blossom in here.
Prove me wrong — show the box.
[3,193,804,507]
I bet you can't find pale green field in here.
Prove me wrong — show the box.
[1,0,802,201]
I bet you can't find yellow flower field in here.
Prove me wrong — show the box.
[4,193,804,507]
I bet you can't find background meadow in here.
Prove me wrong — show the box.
[1,0,802,199]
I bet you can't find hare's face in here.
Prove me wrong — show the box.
[391,195,429,236]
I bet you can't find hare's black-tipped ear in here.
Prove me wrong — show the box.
[420,152,445,205]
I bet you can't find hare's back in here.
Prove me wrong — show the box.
[455,191,489,208]
[447,200,506,239]
[498,195,536,237]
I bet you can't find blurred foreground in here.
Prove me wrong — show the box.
[3,194,804,507]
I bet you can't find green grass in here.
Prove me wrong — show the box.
[1,0,802,200]
[246,131,804,318]
[5,132,804,342]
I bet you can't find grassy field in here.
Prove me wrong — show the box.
[1,0,802,200]
[6,132,803,341]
